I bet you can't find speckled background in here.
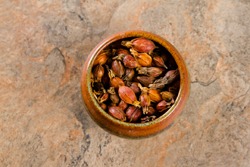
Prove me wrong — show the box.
[1,0,249,167]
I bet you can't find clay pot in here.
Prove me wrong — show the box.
[81,30,190,138]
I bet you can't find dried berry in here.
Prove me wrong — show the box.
[118,86,140,107]
[161,91,174,102]
[108,106,126,121]
[147,106,156,116]
[93,65,104,82]
[130,49,152,67]
[126,106,142,122]
[152,55,168,69]
[108,70,125,88]
[123,54,139,68]
[93,51,109,66]
[148,89,162,102]
[118,100,128,111]
[137,67,164,77]
[111,60,125,78]
[140,93,151,114]
[129,82,140,94]
[123,68,135,81]
[136,76,155,87]
[156,100,174,112]
[122,37,156,53]
[149,69,179,89]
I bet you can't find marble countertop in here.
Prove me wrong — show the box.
[1,0,249,167]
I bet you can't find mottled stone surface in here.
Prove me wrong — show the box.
[1,0,249,167]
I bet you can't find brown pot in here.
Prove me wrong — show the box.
[81,30,190,138]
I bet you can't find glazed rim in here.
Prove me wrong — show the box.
[83,30,189,128]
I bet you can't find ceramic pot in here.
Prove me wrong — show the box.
[81,30,190,138]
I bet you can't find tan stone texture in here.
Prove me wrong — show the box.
[0,0,249,167]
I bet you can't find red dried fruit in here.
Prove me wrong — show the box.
[152,55,168,69]
[118,86,140,107]
[123,54,139,68]
[125,106,142,122]
[136,76,155,87]
[111,60,125,78]
[118,100,128,111]
[122,37,156,53]
[129,82,140,94]
[123,68,135,81]
[108,106,126,121]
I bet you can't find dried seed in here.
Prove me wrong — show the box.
[108,106,126,121]
[118,86,140,107]
[122,37,156,53]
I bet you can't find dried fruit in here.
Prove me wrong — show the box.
[108,106,126,121]
[108,70,125,88]
[126,106,142,122]
[156,100,174,112]
[93,51,109,66]
[111,60,125,78]
[137,67,164,77]
[140,93,151,114]
[93,65,104,82]
[118,100,128,111]
[130,49,152,67]
[136,76,155,87]
[149,69,179,89]
[147,106,156,116]
[123,68,135,81]
[152,55,168,69]
[118,86,140,107]
[129,82,140,94]
[161,91,174,102]
[123,54,139,68]
[122,37,156,53]
[148,89,162,102]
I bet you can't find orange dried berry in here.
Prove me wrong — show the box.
[148,89,162,102]
[118,86,140,107]
[130,49,152,67]
[93,51,109,66]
